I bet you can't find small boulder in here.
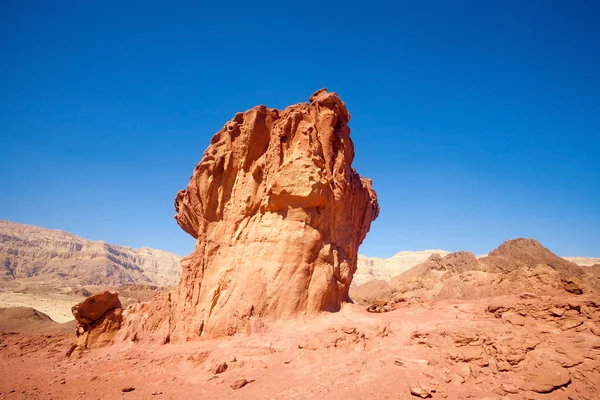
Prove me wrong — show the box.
[212,362,228,374]
[72,291,121,325]
[410,384,433,398]
[549,307,565,317]
[525,363,571,393]
[71,291,123,351]
[562,279,583,295]
[230,379,254,390]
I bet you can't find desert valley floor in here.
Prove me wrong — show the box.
[1,292,599,400]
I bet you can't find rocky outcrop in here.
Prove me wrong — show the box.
[0,220,181,286]
[408,294,600,398]
[128,89,378,341]
[72,291,123,350]
[356,239,599,308]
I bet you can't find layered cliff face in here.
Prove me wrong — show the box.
[0,221,181,287]
[165,89,378,340]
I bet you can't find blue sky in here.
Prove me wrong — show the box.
[1,1,599,257]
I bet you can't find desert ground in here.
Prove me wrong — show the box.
[0,292,83,323]
[2,292,599,400]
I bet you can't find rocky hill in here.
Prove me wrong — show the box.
[0,221,181,287]
[0,306,74,334]
[352,238,599,308]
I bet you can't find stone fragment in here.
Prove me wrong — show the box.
[550,308,565,317]
[212,362,228,374]
[562,279,583,295]
[230,379,254,390]
[501,383,519,394]
[409,384,433,398]
[502,312,526,326]
[525,363,571,393]
[497,360,511,372]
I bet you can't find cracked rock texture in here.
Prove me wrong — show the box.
[125,89,378,341]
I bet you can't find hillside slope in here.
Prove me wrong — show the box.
[352,238,599,307]
[0,221,181,287]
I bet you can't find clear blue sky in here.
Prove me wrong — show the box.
[1,1,599,257]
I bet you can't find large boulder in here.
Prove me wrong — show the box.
[144,89,378,341]
[72,291,123,350]
[72,291,121,325]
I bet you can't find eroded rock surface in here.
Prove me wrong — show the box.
[125,89,378,341]
[72,291,123,350]
[4,292,599,399]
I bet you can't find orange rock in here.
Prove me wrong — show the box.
[501,312,526,326]
[525,362,571,393]
[211,362,228,374]
[230,378,254,390]
[562,278,583,294]
[71,291,123,350]
[166,89,378,340]
[409,383,433,398]
[77,308,123,350]
[71,291,121,325]
[501,383,519,394]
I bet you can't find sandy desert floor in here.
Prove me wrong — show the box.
[1,293,599,400]
[0,292,82,323]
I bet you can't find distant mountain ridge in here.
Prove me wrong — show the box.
[354,250,451,286]
[351,238,600,307]
[563,256,600,266]
[0,220,181,287]
[1,220,597,290]
[354,245,597,288]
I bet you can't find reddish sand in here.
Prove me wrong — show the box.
[2,293,599,399]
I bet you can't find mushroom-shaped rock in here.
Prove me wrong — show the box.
[72,291,123,350]
[72,291,121,325]
[166,89,379,340]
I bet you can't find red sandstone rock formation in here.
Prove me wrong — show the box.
[125,89,379,341]
[171,89,378,339]
[72,291,123,350]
